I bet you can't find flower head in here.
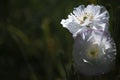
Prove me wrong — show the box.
[73,29,116,75]
[61,4,109,36]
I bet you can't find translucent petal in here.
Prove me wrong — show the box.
[90,21,109,31]
[73,5,85,18]
[61,19,81,34]
[73,29,116,75]
[94,6,109,21]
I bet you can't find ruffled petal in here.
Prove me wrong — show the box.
[73,5,85,18]
[90,20,109,31]
[94,6,109,22]
[61,19,81,34]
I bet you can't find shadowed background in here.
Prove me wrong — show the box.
[0,0,120,80]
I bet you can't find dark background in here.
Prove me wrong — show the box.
[0,0,120,80]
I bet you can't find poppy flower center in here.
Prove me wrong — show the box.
[87,44,99,59]
[78,12,93,25]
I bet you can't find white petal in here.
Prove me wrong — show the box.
[91,20,109,31]
[94,6,109,21]
[93,6,101,16]
[85,4,95,13]
[73,5,85,18]
[61,19,81,34]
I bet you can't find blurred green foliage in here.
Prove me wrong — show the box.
[0,0,120,80]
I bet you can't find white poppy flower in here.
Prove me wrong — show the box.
[73,29,116,75]
[61,4,109,36]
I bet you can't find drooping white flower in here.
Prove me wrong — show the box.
[61,4,109,36]
[73,29,116,75]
